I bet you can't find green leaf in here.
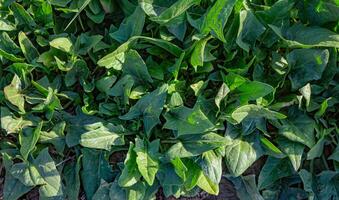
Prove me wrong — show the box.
[63,156,82,200]
[231,104,286,124]
[226,175,264,200]
[10,162,45,187]
[196,150,222,195]
[234,81,274,104]
[49,37,73,53]
[258,157,293,189]
[19,122,43,160]
[287,49,329,90]
[3,154,32,200]
[166,132,228,159]
[134,138,160,186]
[190,36,212,68]
[278,109,315,148]
[122,50,153,84]
[118,143,142,187]
[4,75,25,113]
[10,3,36,27]
[224,136,261,176]
[120,84,168,136]
[18,31,39,62]
[147,0,201,25]
[236,10,266,52]
[81,148,114,200]
[163,105,214,136]
[277,137,304,171]
[39,122,66,153]
[0,107,33,134]
[201,0,237,42]
[110,6,145,43]
[215,83,230,109]
[80,123,124,150]
[269,24,339,48]
[35,148,64,200]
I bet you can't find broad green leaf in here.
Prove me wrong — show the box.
[10,162,45,186]
[226,175,264,200]
[4,75,25,113]
[0,107,33,134]
[163,105,214,136]
[18,32,39,62]
[110,6,145,43]
[39,122,66,153]
[166,132,228,159]
[19,122,43,160]
[278,109,315,148]
[49,37,73,53]
[196,150,222,195]
[63,156,82,200]
[80,123,124,150]
[10,3,36,27]
[201,0,237,42]
[270,24,339,48]
[81,148,114,200]
[190,36,212,68]
[118,143,142,187]
[224,136,261,176]
[35,148,64,200]
[258,157,293,189]
[277,137,304,171]
[307,137,326,160]
[92,181,111,200]
[287,49,329,90]
[147,0,201,25]
[120,84,168,136]
[122,50,153,84]
[236,10,266,52]
[3,154,32,200]
[234,81,274,104]
[134,138,160,186]
[109,181,127,200]
[97,36,183,68]
[231,104,286,124]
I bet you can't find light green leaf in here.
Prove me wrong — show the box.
[4,75,25,113]
[224,136,261,176]
[80,123,124,150]
[118,143,142,187]
[201,0,237,42]
[134,138,160,186]
[18,31,39,62]
[49,37,73,53]
[231,104,286,124]
[277,137,304,171]
[190,36,212,68]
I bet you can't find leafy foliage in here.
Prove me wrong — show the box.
[0,0,338,199]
